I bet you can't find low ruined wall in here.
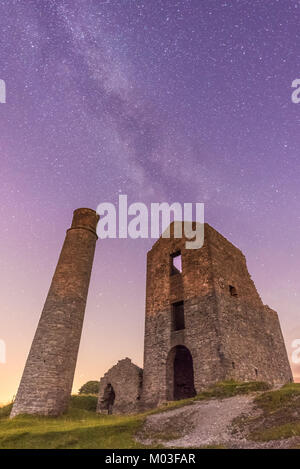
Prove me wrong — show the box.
[96,358,143,414]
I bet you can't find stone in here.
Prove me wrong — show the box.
[97,358,143,414]
[141,222,293,409]
[10,208,99,417]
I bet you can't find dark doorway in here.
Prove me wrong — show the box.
[167,345,196,400]
[101,383,115,414]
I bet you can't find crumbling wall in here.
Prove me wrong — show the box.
[206,225,293,385]
[96,358,143,414]
[141,223,225,408]
[141,222,293,410]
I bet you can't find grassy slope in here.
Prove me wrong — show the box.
[247,383,300,442]
[0,396,147,449]
[1,381,299,449]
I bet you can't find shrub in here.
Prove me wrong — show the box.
[69,395,98,412]
[0,403,12,419]
[78,381,99,395]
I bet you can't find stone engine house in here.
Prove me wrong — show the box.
[97,222,293,414]
[9,207,292,418]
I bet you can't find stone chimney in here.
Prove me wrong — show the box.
[11,208,99,417]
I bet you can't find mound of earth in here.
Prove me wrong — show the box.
[137,388,300,449]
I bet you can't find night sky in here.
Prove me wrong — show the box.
[0,0,299,403]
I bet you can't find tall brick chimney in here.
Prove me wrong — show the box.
[11,208,99,417]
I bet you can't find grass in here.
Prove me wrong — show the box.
[251,422,300,442]
[0,408,146,449]
[150,380,270,415]
[69,394,98,411]
[195,380,270,399]
[254,382,300,413]
[0,403,13,419]
[0,381,275,449]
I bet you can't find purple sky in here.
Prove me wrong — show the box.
[0,0,299,402]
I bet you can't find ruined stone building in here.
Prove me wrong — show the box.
[97,222,293,414]
[97,358,143,414]
[10,208,292,418]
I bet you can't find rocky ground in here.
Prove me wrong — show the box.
[137,393,300,449]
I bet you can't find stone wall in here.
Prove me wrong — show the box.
[141,223,224,408]
[97,358,143,414]
[207,225,293,385]
[12,215,292,418]
[141,222,293,409]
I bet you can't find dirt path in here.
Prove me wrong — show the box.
[137,395,300,449]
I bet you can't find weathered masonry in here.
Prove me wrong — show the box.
[97,358,143,414]
[97,222,292,414]
[11,208,99,417]
[10,211,291,417]
[140,222,293,408]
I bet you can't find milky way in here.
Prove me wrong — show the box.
[0,0,299,402]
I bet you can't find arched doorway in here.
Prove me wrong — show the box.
[166,345,196,400]
[101,383,115,414]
